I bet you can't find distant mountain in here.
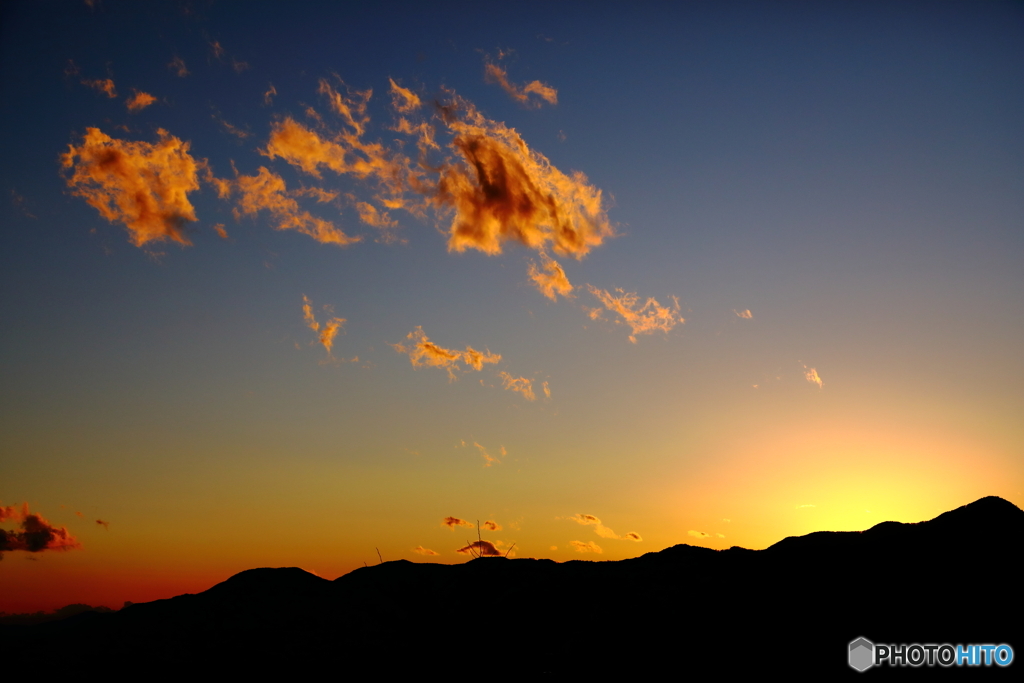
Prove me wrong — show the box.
[5,497,1020,675]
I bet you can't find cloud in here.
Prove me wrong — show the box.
[215,115,251,139]
[483,62,558,108]
[528,253,573,301]
[482,520,501,531]
[796,504,816,509]
[734,309,753,319]
[212,223,229,239]
[228,166,361,245]
[457,540,502,556]
[82,78,117,98]
[435,96,612,260]
[389,78,421,113]
[125,90,156,112]
[498,372,535,401]
[542,381,551,399]
[569,540,602,554]
[392,327,500,381]
[442,516,475,530]
[474,442,505,467]
[803,365,823,389]
[96,519,109,530]
[301,295,346,356]
[688,530,710,539]
[586,286,684,343]
[62,128,202,247]
[264,83,277,106]
[0,504,82,557]
[210,41,225,59]
[566,513,639,541]
[413,546,439,556]
[168,56,189,77]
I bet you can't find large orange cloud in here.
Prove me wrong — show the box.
[586,286,684,343]
[0,504,81,557]
[392,327,500,381]
[484,62,558,108]
[62,128,201,247]
[435,97,613,260]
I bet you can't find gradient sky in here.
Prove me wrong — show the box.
[2,0,1022,613]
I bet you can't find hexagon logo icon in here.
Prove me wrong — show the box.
[849,637,874,672]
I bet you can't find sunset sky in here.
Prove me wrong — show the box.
[2,0,1022,613]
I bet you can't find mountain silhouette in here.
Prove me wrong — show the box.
[4,496,1019,676]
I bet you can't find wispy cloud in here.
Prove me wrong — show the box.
[688,530,710,539]
[125,90,156,112]
[528,253,573,301]
[474,442,505,467]
[586,287,684,343]
[498,372,535,401]
[388,78,421,113]
[442,516,475,530]
[62,128,202,247]
[413,546,439,556]
[96,519,109,530]
[82,77,117,98]
[168,56,189,77]
[227,166,361,246]
[483,60,558,108]
[264,83,277,106]
[569,540,602,553]
[392,327,500,381]
[733,309,753,319]
[301,295,346,357]
[482,520,502,531]
[803,365,823,389]
[566,513,641,541]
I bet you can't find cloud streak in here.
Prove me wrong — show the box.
[302,295,346,357]
[566,514,641,541]
[484,62,558,108]
[569,540,602,554]
[392,327,500,381]
[587,286,684,343]
[62,128,202,247]
[528,253,573,301]
[498,372,535,401]
[442,516,475,530]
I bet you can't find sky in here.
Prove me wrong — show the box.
[1,0,1022,613]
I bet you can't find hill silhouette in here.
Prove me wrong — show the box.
[4,496,1019,675]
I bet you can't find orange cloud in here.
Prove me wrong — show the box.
[392,327,500,381]
[229,166,360,246]
[569,540,602,554]
[528,253,573,301]
[168,56,188,77]
[457,540,502,556]
[264,83,277,106]
[389,78,421,113]
[212,223,229,239]
[803,365,823,389]
[482,520,502,531]
[0,504,82,556]
[435,97,612,260]
[484,62,558,108]
[210,41,225,59]
[688,530,710,539]
[125,90,156,112]
[442,516,475,530]
[586,286,684,343]
[301,295,346,356]
[215,115,251,139]
[474,442,505,467]
[413,546,439,556]
[96,519,109,530]
[82,78,117,98]
[566,513,639,541]
[542,381,551,399]
[734,309,753,319]
[498,372,535,401]
[62,128,202,247]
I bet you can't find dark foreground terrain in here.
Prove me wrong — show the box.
[4,496,1020,676]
